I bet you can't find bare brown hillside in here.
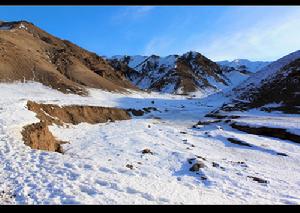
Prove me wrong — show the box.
[0,21,137,95]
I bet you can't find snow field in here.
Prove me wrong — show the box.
[0,82,299,204]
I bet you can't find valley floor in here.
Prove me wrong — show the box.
[0,82,300,204]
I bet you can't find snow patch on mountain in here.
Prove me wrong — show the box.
[111,55,148,72]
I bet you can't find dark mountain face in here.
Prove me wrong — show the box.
[218,51,300,114]
[174,52,228,93]
[0,21,137,95]
[108,58,141,82]
[237,58,300,113]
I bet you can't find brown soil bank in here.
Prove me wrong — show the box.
[22,101,131,152]
[0,21,138,95]
[22,122,65,153]
[27,100,131,125]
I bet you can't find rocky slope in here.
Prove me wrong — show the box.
[218,50,300,113]
[109,52,251,96]
[0,20,137,95]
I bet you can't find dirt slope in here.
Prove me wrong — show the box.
[26,100,131,125]
[0,20,137,95]
[22,101,131,152]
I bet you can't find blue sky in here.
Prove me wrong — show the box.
[0,6,300,61]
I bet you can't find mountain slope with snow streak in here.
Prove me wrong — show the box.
[215,50,300,113]
[235,50,300,91]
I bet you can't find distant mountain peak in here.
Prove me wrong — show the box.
[108,51,252,96]
[217,59,271,73]
[232,59,250,63]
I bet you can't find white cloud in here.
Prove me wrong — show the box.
[194,8,300,61]
[134,6,156,16]
[143,36,176,56]
[111,6,156,24]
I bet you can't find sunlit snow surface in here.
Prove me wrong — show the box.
[0,82,299,204]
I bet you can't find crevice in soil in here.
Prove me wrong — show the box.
[230,122,300,144]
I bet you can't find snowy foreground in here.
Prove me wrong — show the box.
[0,82,300,204]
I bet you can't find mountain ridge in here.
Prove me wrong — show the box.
[217,50,300,113]
[108,52,255,96]
[0,20,137,95]
[217,59,270,73]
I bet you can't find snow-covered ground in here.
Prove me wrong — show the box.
[0,82,300,204]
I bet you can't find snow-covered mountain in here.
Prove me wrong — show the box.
[109,52,252,96]
[221,50,300,113]
[217,59,271,73]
